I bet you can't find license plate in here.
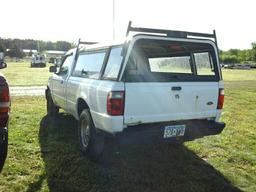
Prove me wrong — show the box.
[163,125,186,138]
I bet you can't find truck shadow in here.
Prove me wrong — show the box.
[29,113,241,192]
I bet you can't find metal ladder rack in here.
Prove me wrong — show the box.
[76,38,98,47]
[125,21,218,46]
[73,39,99,59]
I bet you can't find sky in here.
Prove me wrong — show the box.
[1,0,255,50]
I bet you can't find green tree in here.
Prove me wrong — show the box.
[28,50,33,57]
[46,41,54,50]
[220,54,239,64]
[6,44,24,58]
[56,41,71,51]
[0,41,6,53]
[251,42,256,62]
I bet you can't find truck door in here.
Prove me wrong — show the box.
[51,53,74,109]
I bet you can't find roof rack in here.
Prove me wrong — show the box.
[73,39,99,57]
[76,38,98,48]
[126,21,218,46]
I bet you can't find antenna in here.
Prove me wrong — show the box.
[113,0,115,40]
[37,41,40,53]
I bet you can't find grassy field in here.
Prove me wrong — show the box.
[1,62,51,86]
[0,69,255,191]
[1,61,256,86]
[0,63,255,191]
[222,69,256,81]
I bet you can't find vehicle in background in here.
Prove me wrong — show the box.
[0,57,10,172]
[46,22,225,158]
[0,53,4,62]
[0,53,6,68]
[31,54,46,67]
[49,56,63,67]
[54,57,63,67]
[223,63,252,69]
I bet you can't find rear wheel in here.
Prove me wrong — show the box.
[46,90,59,116]
[78,109,104,159]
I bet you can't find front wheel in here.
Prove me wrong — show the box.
[46,90,59,116]
[78,109,104,159]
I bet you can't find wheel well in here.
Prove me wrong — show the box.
[77,98,89,116]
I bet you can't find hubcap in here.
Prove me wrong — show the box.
[80,119,90,148]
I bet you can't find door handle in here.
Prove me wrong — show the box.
[171,86,182,91]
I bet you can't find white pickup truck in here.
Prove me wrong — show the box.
[46,24,225,158]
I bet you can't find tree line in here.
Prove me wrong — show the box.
[0,38,72,58]
[220,42,256,64]
[0,37,256,63]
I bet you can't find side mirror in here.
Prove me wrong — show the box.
[0,62,7,69]
[49,65,57,73]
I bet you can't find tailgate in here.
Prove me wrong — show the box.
[124,82,218,125]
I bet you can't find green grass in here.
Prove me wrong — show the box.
[222,69,256,81]
[185,81,256,192]
[0,78,255,191]
[1,62,51,86]
[0,67,255,191]
[1,61,256,86]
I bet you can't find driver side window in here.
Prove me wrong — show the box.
[58,55,73,75]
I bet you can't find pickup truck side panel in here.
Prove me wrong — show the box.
[66,77,125,133]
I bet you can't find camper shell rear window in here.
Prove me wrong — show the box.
[122,39,220,82]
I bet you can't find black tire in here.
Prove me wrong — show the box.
[0,129,8,172]
[78,109,104,159]
[46,90,59,116]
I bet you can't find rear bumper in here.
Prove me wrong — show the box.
[114,120,225,144]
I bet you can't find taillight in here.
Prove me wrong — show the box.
[217,88,224,109]
[107,91,125,116]
[0,86,10,113]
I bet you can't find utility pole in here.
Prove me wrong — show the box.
[37,41,40,53]
[113,0,115,40]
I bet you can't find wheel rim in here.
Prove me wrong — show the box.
[80,118,90,148]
